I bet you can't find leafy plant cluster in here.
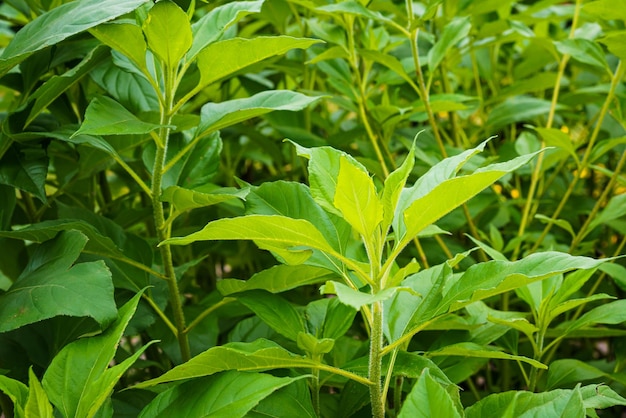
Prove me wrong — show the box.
[0,0,625,417]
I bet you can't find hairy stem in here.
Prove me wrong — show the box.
[369,300,385,418]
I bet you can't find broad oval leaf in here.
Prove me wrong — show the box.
[428,16,472,72]
[0,0,150,76]
[161,185,246,213]
[142,0,192,68]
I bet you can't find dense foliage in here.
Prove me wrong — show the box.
[0,0,625,416]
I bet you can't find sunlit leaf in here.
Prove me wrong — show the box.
[142,0,192,68]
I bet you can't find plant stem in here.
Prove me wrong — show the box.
[152,65,191,362]
[369,300,385,418]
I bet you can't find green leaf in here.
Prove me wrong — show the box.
[0,0,150,76]
[197,90,323,138]
[133,339,371,388]
[25,368,53,418]
[564,299,626,335]
[139,371,302,418]
[292,142,367,218]
[400,151,542,247]
[426,342,546,369]
[333,155,383,240]
[163,215,336,265]
[598,31,626,61]
[235,290,306,342]
[580,385,626,410]
[488,96,562,130]
[534,127,579,165]
[73,96,164,137]
[0,230,116,333]
[443,252,607,314]
[555,38,609,72]
[90,22,148,72]
[296,333,335,356]
[546,359,607,390]
[398,368,462,418]
[162,185,246,212]
[42,291,147,418]
[247,378,316,418]
[25,46,109,127]
[382,147,415,233]
[589,194,626,232]
[305,297,357,340]
[320,281,401,310]
[0,144,48,202]
[188,0,265,61]
[465,387,595,418]
[217,264,336,296]
[583,0,626,22]
[196,36,320,89]
[0,375,28,418]
[142,0,192,68]
[428,16,471,72]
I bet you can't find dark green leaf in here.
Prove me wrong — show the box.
[0,230,116,332]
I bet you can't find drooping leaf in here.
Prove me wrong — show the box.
[333,155,383,241]
[197,90,323,139]
[142,0,192,68]
[235,290,306,342]
[42,291,148,418]
[139,371,303,418]
[0,0,150,76]
[217,264,336,296]
[0,230,116,333]
[488,96,562,130]
[133,338,371,388]
[534,127,579,165]
[188,0,265,61]
[398,368,462,418]
[196,36,320,89]
[72,96,164,137]
[428,16,472,72]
